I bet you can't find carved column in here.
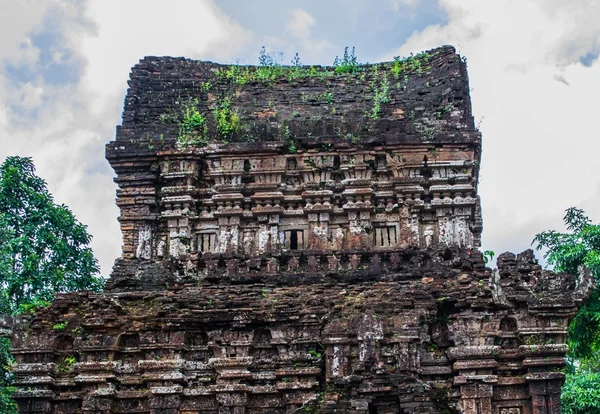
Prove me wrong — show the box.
[394,178,424,247]
[340,153,375,245]
[159,157,200,259]
[251,192,283,254]
[302,190,333,250]
[342,180,374,249]
[213,193,244,254]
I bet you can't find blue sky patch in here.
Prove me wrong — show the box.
[217,0,445,65]
[579,51,598,67]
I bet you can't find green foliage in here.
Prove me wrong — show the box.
[16,298,50,314]
[201,81,212,92]
[57,355,77,373]
[216,48,321,86]
[533,207,600,276]
[213,46,435,97]
[333,46,361,74]
[534,207,600,411]
[345,133,361,146]
[0,156,103,313]
[290,52,302,67]
[178,98,208,146]
[212,96,240,140]
[258,46,281,66]
[0,156,103,412]
[483,250,495,264]
[301,91,334,104]
[308,349,323,359]
[52,322,67,331]
[391,51,432,78]
[0,338,16,413]
[219,64,250,86]
[533,207,600,361]
[434,105,452,119]
[304,158,318,169]
[216,47,367,86]
[419,125,436,140]
[255,47,285,82]
[561,371,600,414]
[281,124,297,153]
[368,72,391,119]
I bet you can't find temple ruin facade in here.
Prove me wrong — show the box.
[2,46,592,413]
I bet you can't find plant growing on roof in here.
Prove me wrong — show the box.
[333,46,361,74]
[57,355,77,373]
[178,98,208,146]
[368,73,391,119]
[212,96,240,140]
[391,51,433,78]
[482,250,495,264]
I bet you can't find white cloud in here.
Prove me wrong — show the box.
[386,0,600,263]
[79,0,251,121]
[284,8,333,54]
[286,8,316,39]
[0,1,46,66]
[0,0,251,276]
[18,82,44,109]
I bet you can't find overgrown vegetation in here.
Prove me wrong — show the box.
[391,51,432,78]
[482,250,495,264]
[368,71,391,119]
[0,338,16,413]
[301,91,334,104]
[57,355,77,374]
[533,207,600,413]
[215,46,433,86]
[332,46,361,74]
[177,98,208,146]
[172,46,439,149]
[215,47,336,86]
[52,322,67,331]
[561,370,600,414]
[280,123,297,153]
[212,96,240,140]
[533,207,600,363]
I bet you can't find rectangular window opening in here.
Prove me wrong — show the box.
[374,226,398,248]
[284,229,304,250]
[199,233,217,253]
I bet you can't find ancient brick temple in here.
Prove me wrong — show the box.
[3,46,592,413]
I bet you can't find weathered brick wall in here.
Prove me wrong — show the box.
[4,45,591,414]
[106,45,482,269]
[9,249,590,413]
[114,45,478,146]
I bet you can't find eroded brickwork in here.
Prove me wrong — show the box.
[4,46,591,413]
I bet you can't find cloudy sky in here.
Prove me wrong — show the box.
[1,0,599,276]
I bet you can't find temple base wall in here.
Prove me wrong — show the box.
[7,249,590,414]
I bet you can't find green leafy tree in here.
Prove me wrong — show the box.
[0,337,16,413]
[533,207,600,361]
[561,370,600,414]
[0,156,104,412]
[533,207,600,413]
[0,156,103,312]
